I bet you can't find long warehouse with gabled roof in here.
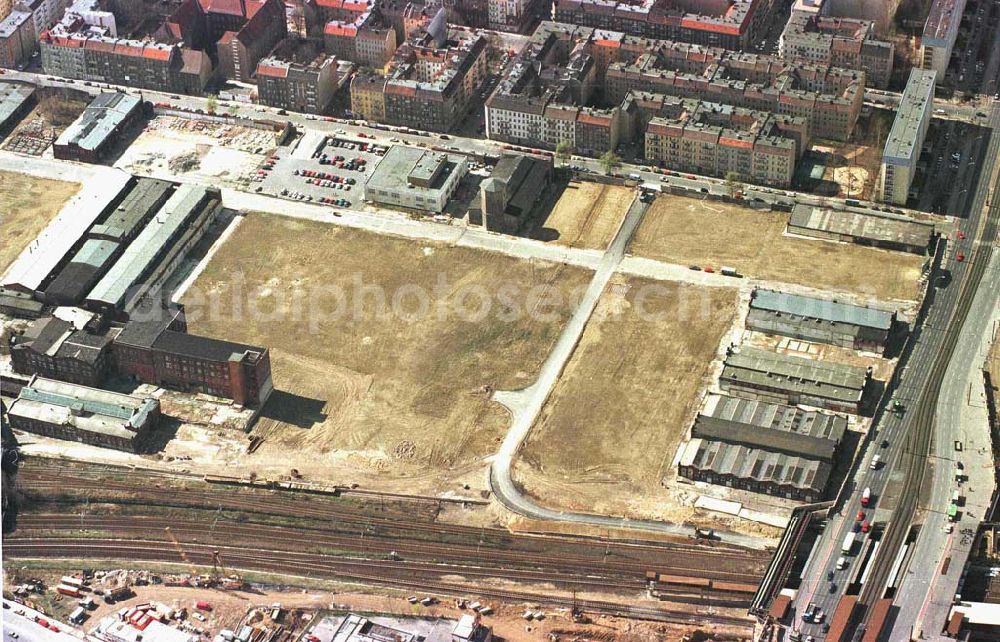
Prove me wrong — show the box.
[787,203,936,255]
[53,92,144,163]
[677,393,848,502]
[747,288,896,354]
[1,169,132,295]
[42,178,176,306]
[84,185,222,317]
[719,347,871,414]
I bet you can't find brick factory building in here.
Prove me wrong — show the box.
[747,288,896,354]
[6,375,160,452]
[719,346,871,414]
[552,0,768,50]
[114,312,274,407]
[53,92,143,163]
[9,316,115,387]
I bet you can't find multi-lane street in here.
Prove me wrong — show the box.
[792,101,1000,640]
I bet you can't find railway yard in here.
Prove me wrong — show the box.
[7,457,766,635]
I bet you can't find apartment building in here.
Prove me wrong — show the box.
[879,68,935,205]
[0,9,35,68]
[552,0,768,50]
[488,0,548,33]
[352,19,487,132]
[604,42,864,141]
[257,54,340,113]
[40,5,211,94]
[779,11,894,88]
[920,0,966,79]
[162,0,288,83]
[642,96,808,187]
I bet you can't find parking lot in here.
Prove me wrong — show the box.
[252,131,389,207]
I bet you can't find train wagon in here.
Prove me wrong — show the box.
[656,574,712,589]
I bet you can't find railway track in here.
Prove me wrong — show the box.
[16,459,767,575]
[12,514,761,584]
[5,538,755,628]
[858,115,1000,611]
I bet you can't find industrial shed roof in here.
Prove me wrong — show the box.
[692,415,837,461]
[8,375,157,440]
[750,288,894,330]
[679,438,831,494]
[1,170,132,293]
[721,347,868,403]
[89,178,174,242]
[788,203,935,250]
[86,185,214,309]
[0,81,34,131]
[54,92,142,153]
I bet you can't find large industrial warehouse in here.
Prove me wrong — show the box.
[747,288,896,354]
[787,203,936,255]
[5,375,160,452]
[677,393,848,502]
[719,347,871,414]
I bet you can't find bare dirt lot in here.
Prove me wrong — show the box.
[179,213,592,489]
[0,170,80,272]
[630,195,925,302]
[115,116,274,188]
[4,567,745,642]
[2,91,90,156]
[531,181,632,250]
[514,275,738,520]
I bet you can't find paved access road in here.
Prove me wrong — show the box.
[793,102,1000,641]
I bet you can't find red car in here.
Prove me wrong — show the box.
[856,510,865,521]
[957,252,966,262]
[861,520,871,533]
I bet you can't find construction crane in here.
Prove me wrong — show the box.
[212,550,245,590]
[164,527,213,587]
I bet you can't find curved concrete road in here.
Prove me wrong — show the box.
[488,196,776,550]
